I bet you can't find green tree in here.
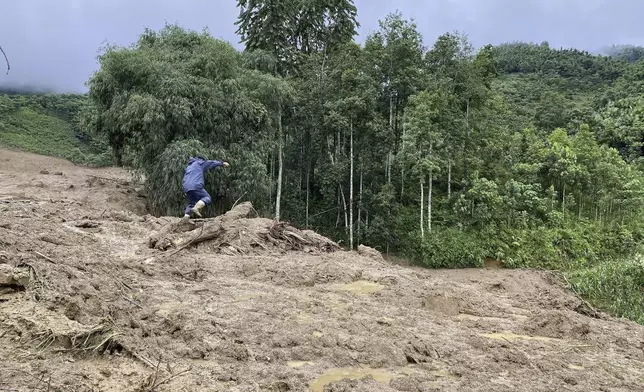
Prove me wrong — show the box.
[86,24,275,216]
[323,42,377,248]
[402,90,448,237]
[235,0,298,75]
[365,11,424,185]
[596,96,644,163]
[235,0,359,74]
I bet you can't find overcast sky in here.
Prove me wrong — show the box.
[1,0,642,93]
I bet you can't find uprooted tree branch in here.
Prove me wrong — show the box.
[0,44,9,75]
[148,202,341,256]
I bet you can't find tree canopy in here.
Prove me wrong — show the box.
[72,6,644,324]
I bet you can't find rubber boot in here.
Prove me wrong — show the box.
[191,200,206,218]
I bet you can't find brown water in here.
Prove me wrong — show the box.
[334,280,384,294]
[308,367,394,391]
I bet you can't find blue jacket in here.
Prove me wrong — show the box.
[182,157,224,192]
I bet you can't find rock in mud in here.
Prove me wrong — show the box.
[74,220,100,229]
[0,264,30,289]
[405,338,438,364]
[40,235,70,246]
[217,340,250,361]
[109,210,135,222]
[357,244,385,263]
[522,310,592,339]
[220,201,255,221]
[422,294,460,317]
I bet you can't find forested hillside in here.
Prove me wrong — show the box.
[0,91,110,165]
[2,2,642,323]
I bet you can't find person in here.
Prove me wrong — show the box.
[182,156,230,218]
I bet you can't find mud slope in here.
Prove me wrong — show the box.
[1,148,643,392]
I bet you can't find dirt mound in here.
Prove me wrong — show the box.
[148,202,341,255]
[1,149,644,392]
[357,244,386,264]
[522,310,592,339]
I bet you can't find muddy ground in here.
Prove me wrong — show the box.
[1,148,643,392]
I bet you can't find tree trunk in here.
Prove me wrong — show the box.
[428,171,433,233]
[447,159,452,198]
[327,135,335,165]
[305,165,310,228]
[387,151,392,184]
[464,99,470,185]
[274,103,283,221]
[562,182,566,221]
[336,130,341,164]
[336,190,341,228]
[358,166,363,244]
[401,120,406,197]
[349,120,354,250]
[428,143,433,233]
[420,179,425,239]
[387,86,393,184]
[299,130,303,193]
[340,185,348,234]
[269,146,274,206]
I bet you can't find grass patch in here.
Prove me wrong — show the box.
[566,258,644,324]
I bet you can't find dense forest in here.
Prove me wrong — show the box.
[1,1,643,323]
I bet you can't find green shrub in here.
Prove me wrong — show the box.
[567,258,644,324]
[403,228,486,269]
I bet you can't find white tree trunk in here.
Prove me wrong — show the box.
[420,179,425,239]
[387,151,392,184]
[274,103,283,221]
[349,120,354,250]
[401,120,406,197]
[326,135,335,165]
[428,171,433,233]
[387,87,393,184]
[464,99,470,180]
[340,185,348,234]
[305,165,310,228]
[358,166,363,243]
[269,147,274,206]
[336,130,341,163]
[447,159,452,198]
[336,191,341,228]
[299,132,303,192]
[428,143,433,233]
[562,182,566,222]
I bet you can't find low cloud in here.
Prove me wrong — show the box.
[0,0,641,93]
